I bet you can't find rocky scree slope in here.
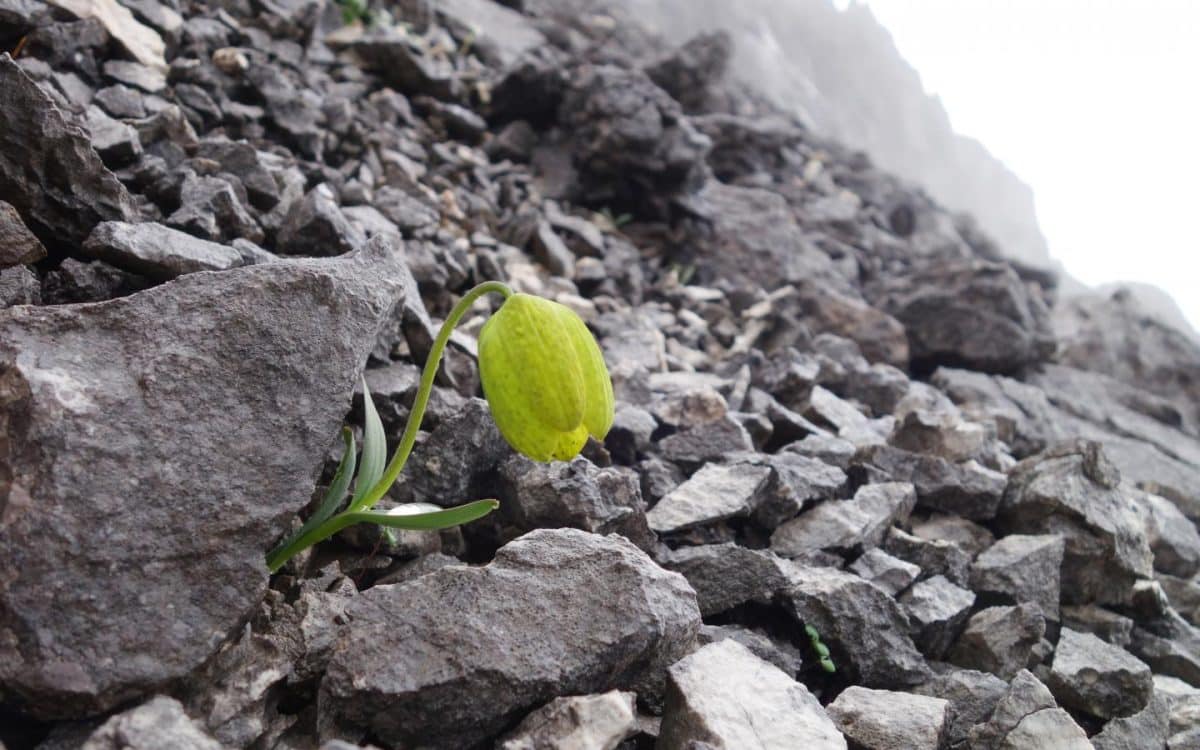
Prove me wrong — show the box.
[0,1,1199,749]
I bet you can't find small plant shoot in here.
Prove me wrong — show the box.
[266,282,614,572]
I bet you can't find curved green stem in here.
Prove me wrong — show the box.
[349,280,512,513]
[266,281,513,573]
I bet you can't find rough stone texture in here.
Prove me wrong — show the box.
[647,461,772,533]
[696,625,805,678]
[680,180,848,295]
[770,481,915,557]
[948,604,1046,680]
[1092,692,1172,750]
[1048,628,1153,720]
[559,65,710,216]
[826,686,949,750]
[79,696,227,750]
[740,451,848,530]
[970,534,1065,621]
[657,543,789,617]
[0,266,41,307]
[873,259,1055,374]
[1129,611,1200,686]
[83,220,245,279]
[914,668,1008,747]
[884,527,972,587]
[0,200,47,269]
[0,238,407,719]
[318,529,700,749]
[782,565,930,687]
[276,184,365,257]
[1055,287,1200,436]
[497,455,654,549]
[998,440,1154,605]
[657,639,847,750]
[0,53,135,253]
[900,575,976,659]
[498,690,636,750]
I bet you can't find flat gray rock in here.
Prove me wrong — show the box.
[318,529,700,749]
[647,461,772,533]
[0,237,408,719]
[1049,628,1153,720]
[848,548,920,596]
[658,543,790,617]
[83,221,246,279]
[658,639,847,750]
[826,686,948,750]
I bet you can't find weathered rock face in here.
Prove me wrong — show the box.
[318,529,700,749]
[658,639,847,750]
[1047,628,1153,720]
[0,200,47,269]
[498,690,637,750]
[0,53,135,254]
[83,220,247,279]
[998,441,1153,605]
[0,238,408,719]
[79,696,228,750]
[872,259,1055,374]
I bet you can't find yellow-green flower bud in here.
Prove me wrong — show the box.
[478,293,615,462]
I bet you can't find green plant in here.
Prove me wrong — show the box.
[805,624,837,673]
[266,282,614,572]
[337,0,371,26]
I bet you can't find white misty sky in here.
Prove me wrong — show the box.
[846,0,1200,330]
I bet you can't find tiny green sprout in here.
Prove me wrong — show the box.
[805,624,837,674]
[266,281,614,573]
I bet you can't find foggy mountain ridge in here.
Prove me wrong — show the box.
[593,0,1054,271]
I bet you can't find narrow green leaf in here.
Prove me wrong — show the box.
[341,499,500,531]
[351,377,387,510]
[268,427,357,559]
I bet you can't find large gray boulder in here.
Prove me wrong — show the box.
[318,529,701,749]
[0,237,409,718]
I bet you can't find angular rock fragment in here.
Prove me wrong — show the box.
[771,482,915,558]
[1048,628,1153,720]
[782,565,929,687]
[859,444,1007,521]
[1136,491,1200,578]
[79,696,225,750]
[0,266,41,307]
[275,185,367,257]
[1129,611,1200,686]
[319,529,700,749]
[657,415,755,468]
[948,604,1046,680]
[966,669,1091,750]
[913,668,1008,747]
[848,548,920,596]
[393,398,510,506]
[657,640,847,750]
[970,534,1065,621]
[83,221,245,279]
[884,527,972,586]
[697,625,805,677]
[873,258,1055,374]
[657,544,790,617]
[736,451,847,530]
[497,455,654,549]
[499,691,636,750]
[0,200,47,268]
[826,686,948,750]
[998,440,1154,605]
[647,461,772,534]
[900,575,976,658]
[0,237,408,719]
[167,174,263,244]
[0,54,135,253]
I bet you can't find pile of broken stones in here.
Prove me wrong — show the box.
[2,0,1200,748]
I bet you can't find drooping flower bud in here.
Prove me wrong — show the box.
[478,293,614,462]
